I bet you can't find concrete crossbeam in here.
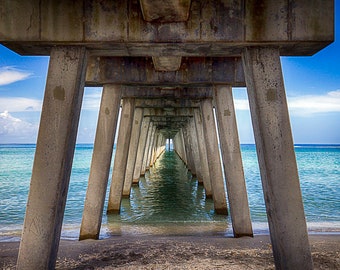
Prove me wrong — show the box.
[0,0,333,56]
[86,57,244,87]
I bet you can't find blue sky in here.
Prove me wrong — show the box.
[0,4,339,144]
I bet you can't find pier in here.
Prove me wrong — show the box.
[0,1,334,269]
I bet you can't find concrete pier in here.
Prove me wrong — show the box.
[17,46,88,269]
[188,117,203,183]
[107,98,135,214]
[214,85,253,237]
[242,47,313,269]
[141,122,154,176]
[80,84,122,240]
[1,1,332,269]
[132,116,150,184]
[200,98,228,215]
[123,107,144,197]
[193,108,212,198]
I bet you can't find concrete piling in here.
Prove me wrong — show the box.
[132,116,150,184]
[213,85,253,237]
[200,98,228,215]
[242,47,313,269]
[17,46,88,269]
[107,98,135,214]
[123,107,144,197]
[80,84,122,240]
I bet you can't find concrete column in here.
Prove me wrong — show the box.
[123,107,143,197]
[146,125,156,170]
[141,122,153,175]
[107,98,135,214]
[193,108,212,198]
[188,117,202,183]
[242,47,313,269]
[150,130,158,167]
[214,85,253,237]
[201,98,228,215]
[182,125,195,174]
[79,84,122,240]
[133,116,150,184]
[17,46,87,270]
[179,128,188,165]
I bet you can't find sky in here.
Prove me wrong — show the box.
[0,4,339,144]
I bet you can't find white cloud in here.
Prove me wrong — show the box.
[0,97,42,112]
[234,90,340,116]
[288,90,340,115]
[82,90,101,110]
[0,67,32,86]
[0,111,38,142]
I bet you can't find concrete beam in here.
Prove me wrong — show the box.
[121,86,213,99]
[213,85,253,238]
[201,98,228,215]
[123,107,144,197]
[80,84,122,240]
[133,116,150,183]
[107,98,135,214]
[1,0,333,56]
[135,99,200,108]
[242,47,313,269]
[86,57,244,87]
[17,46,87,269]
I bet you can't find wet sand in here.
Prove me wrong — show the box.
[1,234,339,269]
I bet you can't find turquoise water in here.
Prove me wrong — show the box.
[0,144,339,241]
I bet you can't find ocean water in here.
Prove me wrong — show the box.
[0,144,339,241]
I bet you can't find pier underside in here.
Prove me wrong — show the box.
[0,0,334,269]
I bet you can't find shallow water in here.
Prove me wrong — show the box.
[0,144,339,241]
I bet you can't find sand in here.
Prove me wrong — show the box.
[1,234,339,269]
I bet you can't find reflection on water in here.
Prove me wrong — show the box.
[105,151,231,237]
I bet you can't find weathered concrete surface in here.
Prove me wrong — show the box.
[123,107,144,197]
[80,84,122,240]
[200,98,228,215]
[139,0,191,22]
[0,0,333,56]
[133,116,150,183]
[86,57,245,86]
[107,98,135,214]
[214,85,253,238]
[193,108,212,198]
[141,122,154,175]
[152,56,182,71]
[16,46,88,270]
[242,47,313,269]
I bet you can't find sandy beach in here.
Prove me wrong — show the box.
[1,234,339,269]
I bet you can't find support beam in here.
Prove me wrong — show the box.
[17,46,87,269]
[146,125,157,171]
[193,108,212,198]
[214,85,253,237]
[107,98,135,214]
[182,125,196,175]
[188,118,202,182]
[201,99,228,215]
[242,47,313,269]
[80,85,122,240]
[141,122,153,175]
[133,116,150,183]
[123,107,144,197]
